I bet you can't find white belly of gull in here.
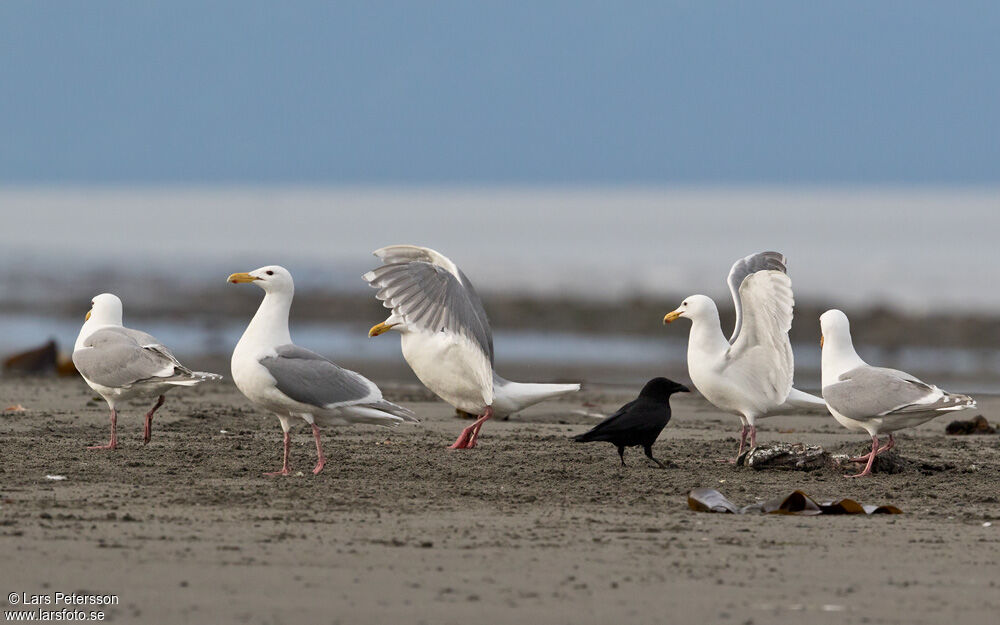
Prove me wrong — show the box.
[401,331,493,414]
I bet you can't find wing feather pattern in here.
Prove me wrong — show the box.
[823,366,975,422]
[724,270,795,414]
[727,251,787,344]
[261,344,416,420]
[364,245,494,363]
[73,327,194,388]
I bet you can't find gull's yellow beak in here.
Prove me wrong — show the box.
[85,310,91,321]
[663,310,683,324]
[820,335,824,348]
[227,272,259,284]
[368,322,397,337]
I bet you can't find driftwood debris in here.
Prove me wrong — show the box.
[737,442,829,471]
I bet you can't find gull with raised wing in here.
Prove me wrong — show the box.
[72,293,222,449]
[820,309,976,478]
[365,245,579,449]
[662,251,810,460]
[229,266,417,476]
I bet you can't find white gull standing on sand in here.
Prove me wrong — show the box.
[662,251,819,460]
[365,245,580,448]
[72,293,222,449]
[820,309,976,478]
[229,266,417,476]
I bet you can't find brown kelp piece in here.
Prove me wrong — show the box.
[2,340,77,376]
[3,340,58,374]
[687,487,741,513]
[688,488,902,515]
[759,490,823,515]
[945,415,997,435]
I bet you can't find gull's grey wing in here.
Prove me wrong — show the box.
[260,344,381,409]
[727,251,787,344]
[73,327,181,388]
[115,327,190,371]
[822,366,942,421]
[364,257,494,363]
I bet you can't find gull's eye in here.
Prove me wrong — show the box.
[682,301,687,306]
[266,270,274,276]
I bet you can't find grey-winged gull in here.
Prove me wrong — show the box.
[229,265,416,476]
[72,293,222,449]
[820,309,976,478]
[365,245,580,448]
[662,251,818,460]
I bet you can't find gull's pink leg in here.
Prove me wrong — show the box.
[878,433,895,454]
[449,406,493,449]
[719,424,749,463]
[311,424,326,475]
[264,431,292,476]
[849,433,895,462]
[845,434,879,478]
[88,408,119,450]
[749,425,757,448]
[467,411,491,448]
[143,395,165,445]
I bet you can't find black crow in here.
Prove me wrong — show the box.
[572,377,689,467]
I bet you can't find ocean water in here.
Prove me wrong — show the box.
[1,186,998,309]
[5,310,1000,391]
[1,187,998,390]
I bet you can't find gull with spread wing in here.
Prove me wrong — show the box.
[663,251,815,460]
[366,245,579,449]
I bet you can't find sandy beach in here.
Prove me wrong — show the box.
[1,375,998,625]
[6,3,1000,624]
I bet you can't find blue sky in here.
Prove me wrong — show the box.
[2,1,998,185]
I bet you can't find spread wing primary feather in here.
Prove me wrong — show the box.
[725,270,795,411]
[727,251,787,344]
[365,246,494,363]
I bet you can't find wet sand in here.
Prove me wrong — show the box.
[1,376,999,625]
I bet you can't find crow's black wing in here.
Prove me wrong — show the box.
[573,399,668,443]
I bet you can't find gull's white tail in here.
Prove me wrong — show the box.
[492,376,581,417]
[763,387,829,416]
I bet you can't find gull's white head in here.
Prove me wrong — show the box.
[663,294,717,324]
[819,309,851,349]
[227,265,294,295]
[820,309,865,385]
[86,293,124,326]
